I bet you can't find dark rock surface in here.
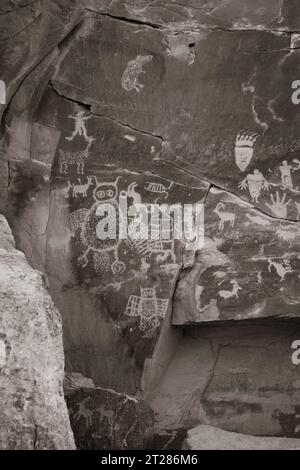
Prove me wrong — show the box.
[52,10,300,220]
[1,0,300,449]
[149,323,300,438]
[65,372,154,450]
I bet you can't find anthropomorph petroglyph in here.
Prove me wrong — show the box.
[59,139,93,175]
[279,160,300,190]
[125,286,169,337]
[77,180,143,274]
[234,131,259,172]
[213,203,236,230]
[78,176,127,274]
[279,161,293,189]
[73,397,93,427]
[267,258,293,281]
[239,169,271,203]
[219,280,242,300]
[265,191,292,218]
[66,111,95,143]
[121,55,153,92]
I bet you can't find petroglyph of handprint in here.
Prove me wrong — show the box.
[265,191,292,218]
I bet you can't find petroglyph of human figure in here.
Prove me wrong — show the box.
[265,191,291,218]
[66,111,94,142]
[239,169,271,203]
[121,55,153,92]
[78,177,124,274]
[279,161,293,189]
[279,159,300,190]
[78,180,143,274]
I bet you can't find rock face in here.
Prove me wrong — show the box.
[172,187,300,324]
[183,425,300,450]
[149,324,300,438]
[0,215,75,449]
[65,373,154,450]
[1,0,300,450]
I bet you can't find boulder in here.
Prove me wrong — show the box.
[183,425,300,450]
[65,372,154,450]
[0,214,75,449]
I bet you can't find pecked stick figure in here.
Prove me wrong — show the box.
[66,111,94,142]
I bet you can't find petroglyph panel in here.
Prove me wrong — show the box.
[52,16,300,219]
[172,187,300,325]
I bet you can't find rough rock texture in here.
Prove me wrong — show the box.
[173,187,300,324]
[1,0,300,450]
[0,214,74,450]
[65,372,154,450]
[149,324,300,438]
[183,425,300,450]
